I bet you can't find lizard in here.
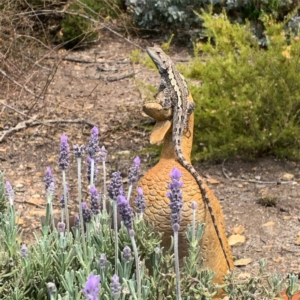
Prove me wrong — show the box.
[146,46,232,270]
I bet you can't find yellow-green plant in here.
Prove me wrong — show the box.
[185,9,300,160]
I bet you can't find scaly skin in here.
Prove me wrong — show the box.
[138,49,234,287]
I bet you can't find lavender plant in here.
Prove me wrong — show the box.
[1,131,300,300]
[167,167,184,300]
[86,126,100,187]
[108,170,124,273]
[127,156,140,200]
[59,134,70,232]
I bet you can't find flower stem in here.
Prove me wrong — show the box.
[174,231,181,300]
[113,200,118,274]
[90,158,94,186]
[77,157,87,261]
[130,234,141,300]
[192,207,196,242]
[102,161,107,211]
[62,170,70,232]
[127,184,133,202]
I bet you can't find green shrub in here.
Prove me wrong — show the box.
[60,0,123,48]
[184,9,300,160]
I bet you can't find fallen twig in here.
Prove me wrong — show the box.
[0,118,96,143]
[221,160,294,185]
[0,101,28,118]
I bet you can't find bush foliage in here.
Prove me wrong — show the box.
[184,9,300,160]
[125,0,299,37]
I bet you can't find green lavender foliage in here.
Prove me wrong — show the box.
[184,9,300,160]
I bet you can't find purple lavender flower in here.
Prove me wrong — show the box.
[99,146,107,162]
[58,134,69,170]
[117,195,133,230]
[90,186,101,215]
[82,202,93,223]
[110,274,121,299]
[5,181,14,205]
[99,253,107,269]
[167,168,184,232]
[86,126,100,159]
[74,214,80,228]
[57,222,66,233]
[108,171,124,201]
[128,156,140,185]
[20,244,28,258]
[134,187,146,214]
[60,185,69,209]
[73,144,85,158]
[191,201,197,210]
[47,182,55,198]
[87,156,98,183]
[44,167,55,191]
[122,246,132,261]
[82,273,100,300]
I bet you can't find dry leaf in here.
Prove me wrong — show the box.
[262,221,275,227]
[284,216,292,220]
[231,225,245,235]
[237,273,251,279]
[207,178,220,184]
[234,258,252,266]
[295,236,300,245]
[228,234,245,246]
[274,257,283,263]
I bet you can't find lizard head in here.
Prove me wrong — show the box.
[147,47,172,74]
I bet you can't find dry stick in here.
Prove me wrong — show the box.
[221,160,294,185]
[0,101,28,118]
[0,119,96,143]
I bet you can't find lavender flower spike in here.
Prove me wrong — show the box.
[86,126,99,159]
[44,167,54,191]
[99,253,107,269]
[82,202,93,223]
[58,134,69,170]
[90,186,101,215]
[117,195,134,230]
[60,185,69,209]
[82,273,101,300]
[73,144,85,158]
[108,171,123,201]
[110,274,121,299]
[128,156,141,185]
[20,244,28,258]
[167,167,184,232]
[134,187,146,215]
[122,246,132,261]
[5,181,14,205]
[99,145,107,162]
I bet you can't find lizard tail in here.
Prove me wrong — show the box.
[176,148,233,270]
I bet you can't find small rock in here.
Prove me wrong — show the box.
[234,258,252,266]
[255,175,261,180]
[295,236,300,245]
[15,183,24,188]
[282,173,294,181]
[228,234,245,246]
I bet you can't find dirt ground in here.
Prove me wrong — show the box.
[1,32,300,279]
